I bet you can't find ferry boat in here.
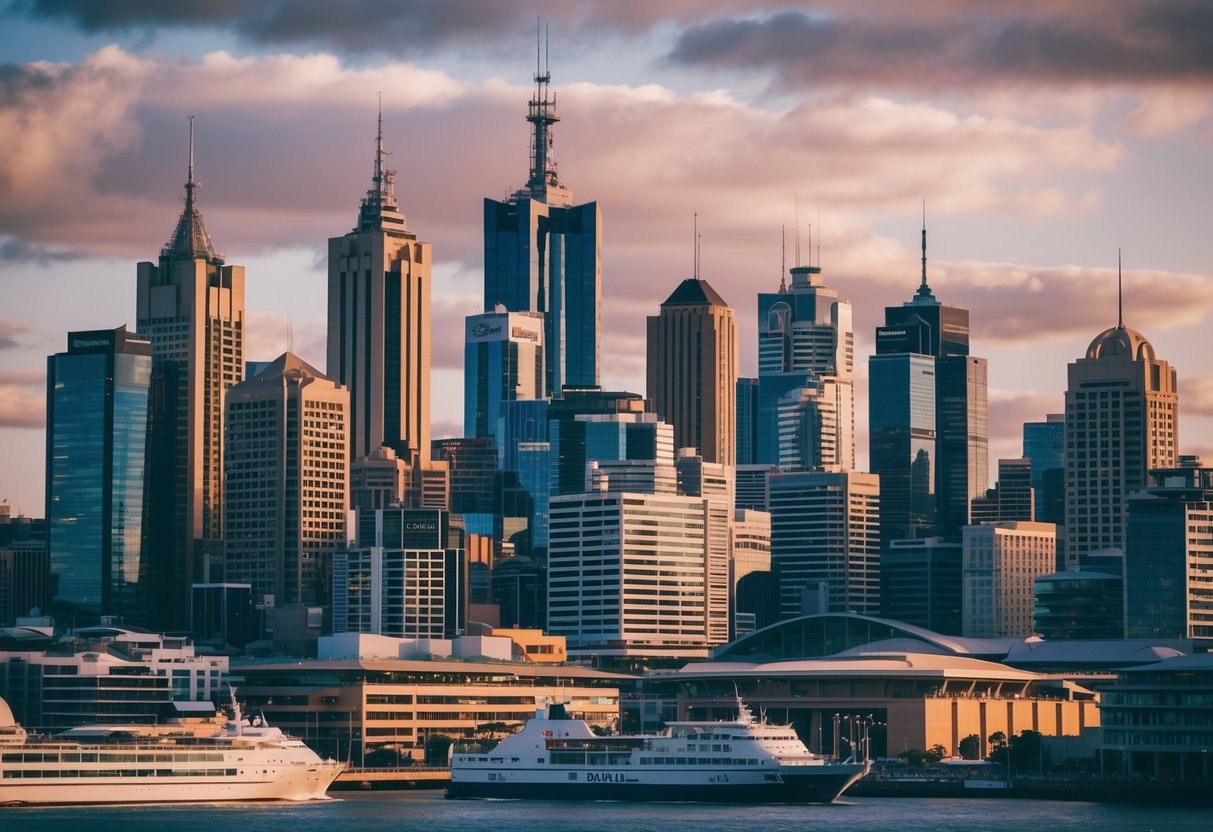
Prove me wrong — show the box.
[0,690,344,805]
[447,696,869,803]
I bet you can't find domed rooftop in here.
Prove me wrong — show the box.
[1085,324,1155,361]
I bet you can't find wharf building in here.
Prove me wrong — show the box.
[1098,653,1213,782]
[642,613,1100,760]
[1124,461,1213,645]
[768,470,880,618]
[222,353,349,611]
[0,627,227,730]
[136,122,245,627]
[961,521,1057,638]
[45,327,151,623]
[232,633,625,764]
[869,219,988,545]
[647,277,738,466]
[484,54,601,395]
[756,263,855,472]
[327,108,432,472]
[1063,269,1178,568]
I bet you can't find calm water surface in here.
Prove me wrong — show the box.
[4,790,1207,832]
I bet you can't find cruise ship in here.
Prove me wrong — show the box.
[448,697,869,803]
[0,691,344,805]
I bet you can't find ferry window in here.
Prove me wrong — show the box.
[712,744,721,752]
[537,758,544,764]
[568,773,577,780]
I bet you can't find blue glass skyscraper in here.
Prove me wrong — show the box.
[483,52,601,396]
[45,327,152,621]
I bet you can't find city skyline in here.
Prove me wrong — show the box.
[2,2,1212,513]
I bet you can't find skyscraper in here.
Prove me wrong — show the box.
[1022,414,1065,526]
[136,122,245,626]
[327,107,432,467]
[1064,265,1178,567]
[961,521,1056,638]
[463,308,545,438]
[223,353,349,607]
[45,327,152,621]
[768,470,881,617]
[756,264,855,470]
[1125,461,1212,643]
[484,52,601,395]
[646,277,738,465]
[870,217,987,544]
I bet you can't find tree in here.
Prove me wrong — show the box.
[927,744,948,762]
[958,734,981,760]
[473,721,520,739]
[1010,730,1044,774]
[987,731,1008,765]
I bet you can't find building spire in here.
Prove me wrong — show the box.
[1118,248,1124,328]
[779,225,787,292]
[356,95,406,234]
[525,20,564,200]
[911,199,937,304]
[162,115,220,263]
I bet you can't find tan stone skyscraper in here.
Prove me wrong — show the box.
[1064,262,1179,568]
[327,107,432,469]
[223,353,349,607]
[136,119,244,627]
[646,278,738,465]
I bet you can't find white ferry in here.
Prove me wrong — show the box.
[0,690,344,805]
[448,697,869,803]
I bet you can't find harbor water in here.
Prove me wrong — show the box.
[4,790,1209,832]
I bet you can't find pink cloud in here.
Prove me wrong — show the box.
[0,370,45,428]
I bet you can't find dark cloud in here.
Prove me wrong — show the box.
[668,2,1213,89]
[0,236,83,266]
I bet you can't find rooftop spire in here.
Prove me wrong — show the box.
[162,115,220,263]
[1118,248,1124,328]
[356,95,407,234]
[779,225,787,292]
[525,21,568,204]
[911,199,937,304]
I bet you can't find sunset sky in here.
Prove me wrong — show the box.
[1,1,1211,515]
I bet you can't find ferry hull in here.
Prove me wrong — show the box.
[447,767,867,804]
[0,763,344,806]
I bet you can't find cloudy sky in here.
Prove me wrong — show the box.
[1,0,1211,515]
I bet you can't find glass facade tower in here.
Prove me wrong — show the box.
[46,327,152,620]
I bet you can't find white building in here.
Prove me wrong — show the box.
[962,521,1057,638]
[548,492,719,660]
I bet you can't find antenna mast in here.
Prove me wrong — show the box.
[1118,248,1123,328]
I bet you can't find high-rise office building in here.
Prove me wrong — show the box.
[1125,461,1212,644]
[464,308,545,438]
[1023,414,1065,526]
[870,218,987,543]
[1064,274,1179,567]
[546,389,648,496]
[675,450,733,646]
[961,521,1056,638]
[548,491,717,662]
[881,537,962,634]
[136,124,244,627]
[332,508,466,639]
[484,56,601,395]
[736,377,760,466]
[729,508,773,639]
[970,458,1034,525]
[432,437,499,515]
[45,327,152,621]
[768,470,880,617]
[327,108,432,467]
[223,353,349,607]
[647,277,738,465]
[756,264,854,469]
